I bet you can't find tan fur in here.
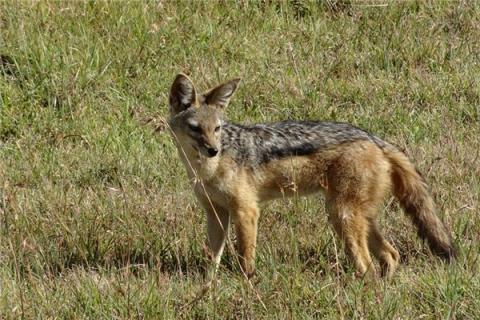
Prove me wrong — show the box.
[386,147,456,260]
[191,139,447,279]
[168,74,455,281]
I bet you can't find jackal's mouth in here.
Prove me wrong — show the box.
[191,144,199,152]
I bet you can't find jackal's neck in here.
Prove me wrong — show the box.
[174,142,220,181]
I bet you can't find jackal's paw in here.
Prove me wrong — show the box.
[203,277,221,292]
[247,269,256,279]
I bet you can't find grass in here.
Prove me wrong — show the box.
[1,0,479,318]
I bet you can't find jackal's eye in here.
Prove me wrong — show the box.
[188,124,201,133]
[214,126,221,132]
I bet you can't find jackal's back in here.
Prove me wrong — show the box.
[221,120,386,167]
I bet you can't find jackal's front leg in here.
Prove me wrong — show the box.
[232,205,260,278]
[204,204,230,283]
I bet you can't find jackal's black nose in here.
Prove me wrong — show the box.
[207,147,218,157]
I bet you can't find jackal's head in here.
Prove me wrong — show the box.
[168,74,240,158]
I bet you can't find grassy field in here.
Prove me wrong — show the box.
[1,1,479,318]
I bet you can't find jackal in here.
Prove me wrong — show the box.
[167,73,456,280]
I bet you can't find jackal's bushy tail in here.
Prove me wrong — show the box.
[385,146,456,260]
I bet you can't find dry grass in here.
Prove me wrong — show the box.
[1,1,479,318]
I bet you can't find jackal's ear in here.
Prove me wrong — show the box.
[169,73,197,114]
[203,78,241,109]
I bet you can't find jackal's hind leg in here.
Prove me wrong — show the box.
[367,220,400,279]
[327,201,376,278]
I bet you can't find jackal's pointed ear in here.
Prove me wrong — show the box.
[169,73,197,114]
[203,78,241,109]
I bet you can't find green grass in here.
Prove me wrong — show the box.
[1,1,479,318]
